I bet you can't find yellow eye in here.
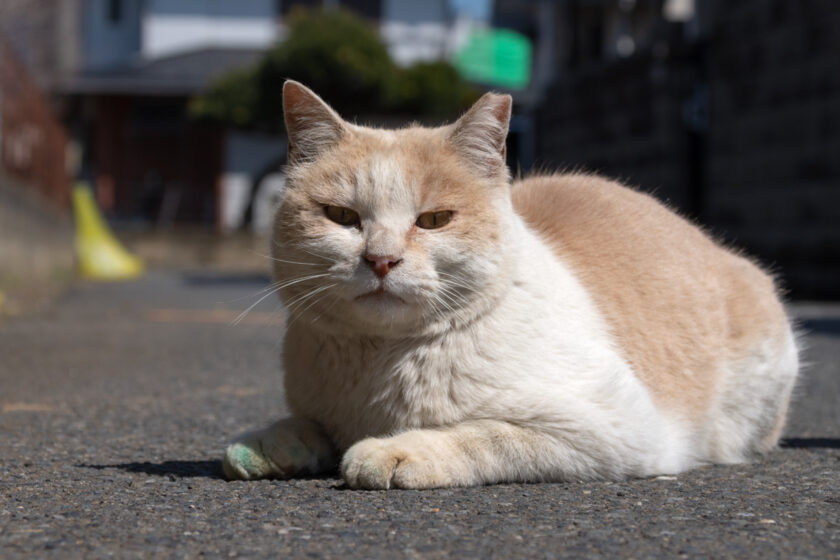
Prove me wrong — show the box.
[416,210,454,230]
[324,205,360,227]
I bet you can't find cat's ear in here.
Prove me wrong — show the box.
[283,80,347,165]
[448,92,512,177]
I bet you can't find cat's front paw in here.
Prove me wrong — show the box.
[223,438,278,480]
[341,436,451,490]
[223,419,333,481]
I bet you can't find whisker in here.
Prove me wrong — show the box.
[309,293,341,325]
[299,248,341,263]
[437,271,478,291]
[232,286,282,326]
[292,284,337,317]
[231,273,333,325]
[440,285,470,306]
[436,288,472,325]
[252,252,324,266]
[275,241,337,263]
[273,273,333,291]
[284,282,336,314]
[216,281,282,305]
[285,285,338,330]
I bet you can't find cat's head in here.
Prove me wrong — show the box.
[272,81,514,336]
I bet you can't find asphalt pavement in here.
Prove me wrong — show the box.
[1,270,838,558]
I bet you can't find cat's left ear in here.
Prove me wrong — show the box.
[283,80,347,165]
[448,92,512,177]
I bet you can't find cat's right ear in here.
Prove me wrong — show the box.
[448,92,512,178]
[283,81,346,165]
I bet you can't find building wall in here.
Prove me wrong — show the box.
[535,0,840,299]
[704,0,840,298]
[535,50,699,211]
[380,0,450,66]
[0,0,83,87]
[0,34,70,209]
[142,0,280,58]
[0,173,73,308]
[92,96,223,224]
[82,0,143,69]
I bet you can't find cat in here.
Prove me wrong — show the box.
[222,80,799,489]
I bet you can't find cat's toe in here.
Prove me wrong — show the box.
[222,441,277,480]
[341,438,448,490]
[341,439,397,489]
[223,420,332,481]
[391,456,447,489]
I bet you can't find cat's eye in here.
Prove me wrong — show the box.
[324,205,360,227]
[416,211,454,230]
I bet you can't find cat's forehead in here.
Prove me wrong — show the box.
[300,124,487,210]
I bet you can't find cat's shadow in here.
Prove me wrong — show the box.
[781,437,840,449]
[79,460,343,482]
[80,460,226,480]
[77,438,838,482]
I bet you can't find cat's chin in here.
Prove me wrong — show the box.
[352,289,413,319]
[354,287,407,306]
[339,289,438,335]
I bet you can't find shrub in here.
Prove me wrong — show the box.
[190,8,477,131]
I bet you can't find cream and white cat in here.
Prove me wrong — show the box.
[222,81,798,489]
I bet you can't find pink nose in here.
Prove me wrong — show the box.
[364,254,402,278]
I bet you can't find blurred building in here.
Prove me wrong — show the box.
[0,26,74,294]
[526,0,840,299]
[0,0,470,229]
[1,1,281,226]
[1,0,838,297]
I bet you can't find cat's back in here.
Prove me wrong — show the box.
[511,173,793,426]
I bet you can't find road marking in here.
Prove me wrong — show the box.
[2,402,58,413]
[145,309,285,326]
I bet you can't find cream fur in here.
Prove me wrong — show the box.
[222,81,798,488]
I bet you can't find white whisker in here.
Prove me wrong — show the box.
[253,252,324,266]
[232,273,333,325]
[284,282,334,312]
[285,285,338,330]
[232,286,282,326]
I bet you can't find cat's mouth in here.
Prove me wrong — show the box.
[354,287,406,305]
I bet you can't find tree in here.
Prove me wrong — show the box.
[190,8,478,131]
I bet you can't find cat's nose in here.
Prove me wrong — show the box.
[364,254,403,278]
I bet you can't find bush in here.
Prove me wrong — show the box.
[190,8,477,131]
[392,61,481,120]
[189,67,258,127]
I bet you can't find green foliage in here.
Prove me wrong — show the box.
[188,67,258,127]
[391,61,481,119]
[190,8,478,131]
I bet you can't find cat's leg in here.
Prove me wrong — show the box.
[341,419,631,489]
[223,417,336,480]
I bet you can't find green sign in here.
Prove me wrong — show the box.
[454,28,532,90]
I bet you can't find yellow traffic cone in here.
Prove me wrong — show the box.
[72,183,144,280]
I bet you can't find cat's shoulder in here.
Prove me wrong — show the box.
[511,172,683,231]
[510,172,726,263]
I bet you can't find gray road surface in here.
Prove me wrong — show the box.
[1,271,838,558]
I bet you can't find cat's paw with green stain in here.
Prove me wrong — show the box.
[222,418,334,481]
[341,436,452,490]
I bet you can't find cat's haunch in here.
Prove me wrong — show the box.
[222,81,798,489]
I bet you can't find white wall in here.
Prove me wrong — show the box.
[381,0,451,66]
[142,0,279,58]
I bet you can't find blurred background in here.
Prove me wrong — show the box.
[0,0,838,311]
